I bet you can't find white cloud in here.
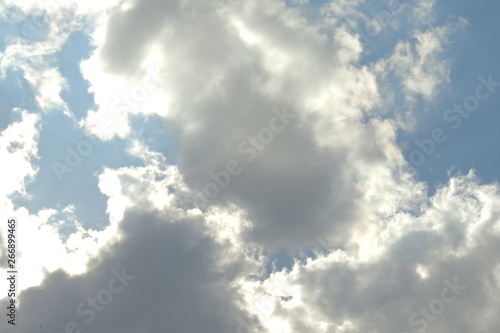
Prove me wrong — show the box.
[374,20,467,101]
[79,50,169,140]
[0,109,40,198]
[244,174,500,333]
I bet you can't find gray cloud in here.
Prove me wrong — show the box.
[1,205,260,333]
[258,173,500,333]
[93,0,391,249]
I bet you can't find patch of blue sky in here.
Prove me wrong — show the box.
[56,30,96,120]
[12,110,144,231]
[128,114,179,165]
[264,244,333,276]
[264,248,295,276]
[0,8,53,132]
[2,6,52,43]
[45,207,80,242]
[347,0,500,196]
[354,1,441,65]
[0,68,39,131]
[0,16,9,52]
[397,0,500,194]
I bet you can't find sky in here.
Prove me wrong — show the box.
[0,0,499,332]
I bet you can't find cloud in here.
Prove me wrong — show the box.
[243,172,500,332]
[2,209,261,333]
[1,144,265,333]
[83,0,398,249]
[0,109,40,199]
[374,19,467,101]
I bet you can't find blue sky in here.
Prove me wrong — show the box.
[399,0,500,192]
[1,1,500,333]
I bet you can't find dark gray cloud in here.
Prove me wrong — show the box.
[0,206,260,333]
[94,0,389,249]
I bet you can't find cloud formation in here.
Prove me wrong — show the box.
[1,0,499,332]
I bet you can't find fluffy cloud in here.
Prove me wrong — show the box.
[245,172,500,333]
[1,143,265,333]
[0,109,40,199]
[84,0,395,249]
[374,20,467,101]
